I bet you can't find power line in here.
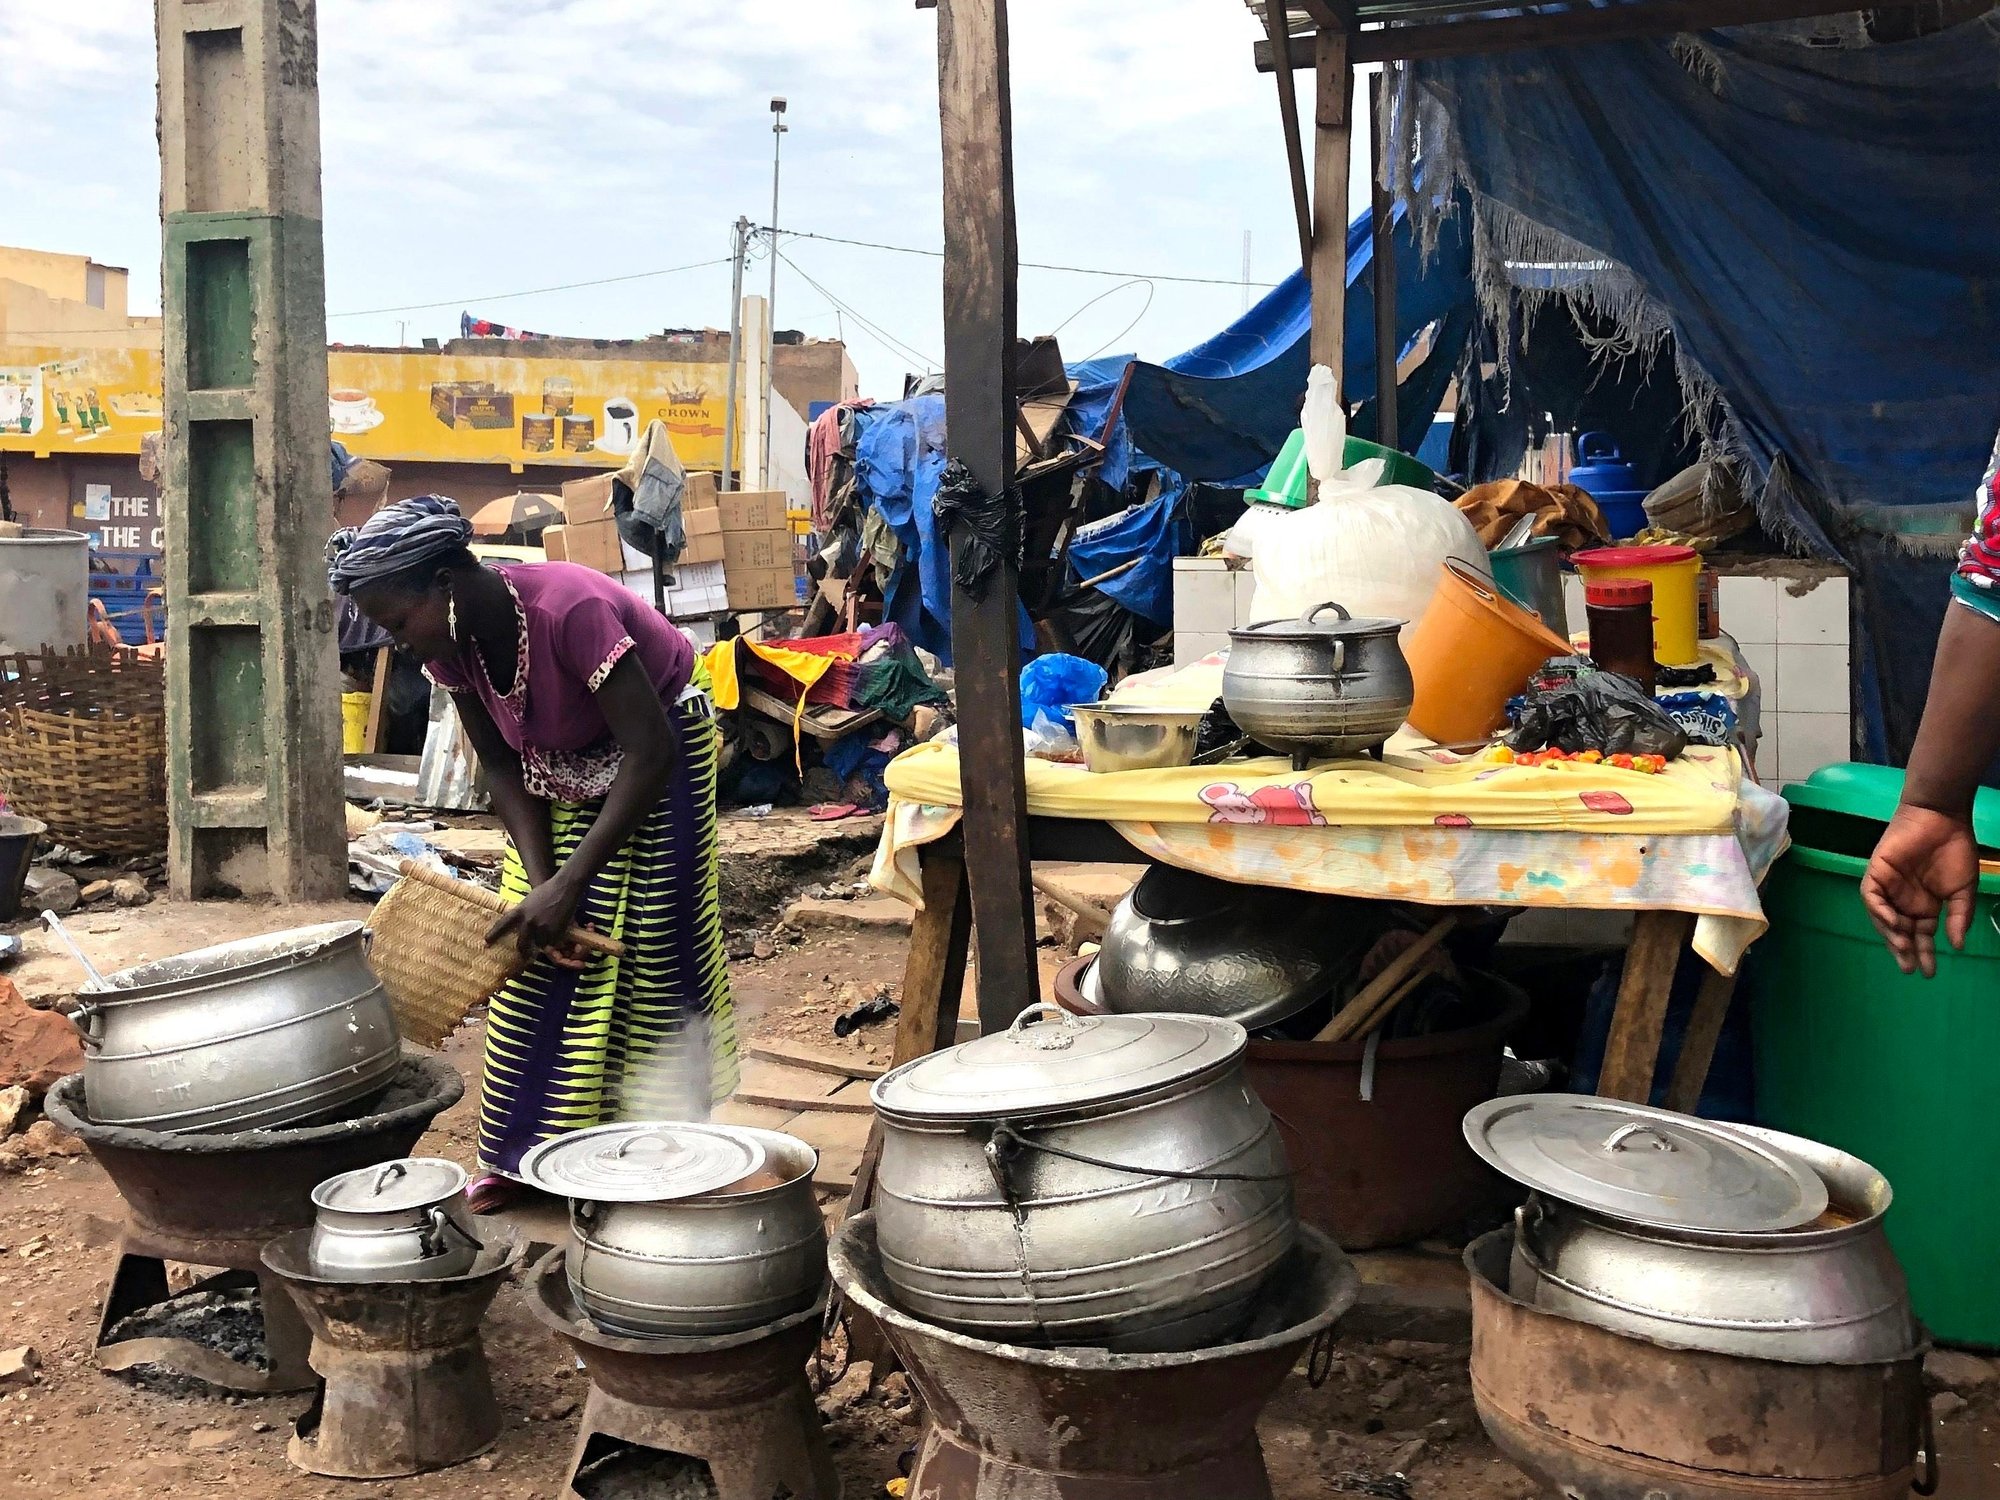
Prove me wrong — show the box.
[773,228,1278,290]
[776,252,940,372]
[323,257,733,320]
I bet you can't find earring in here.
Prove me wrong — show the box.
[446,588,459,645]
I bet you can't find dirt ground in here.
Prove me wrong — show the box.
[2,839,1996,1498]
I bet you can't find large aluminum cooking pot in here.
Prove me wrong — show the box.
[71,921,401,1134]
[869,1004,1296,1353]
[1223,600,1413,768]
[1467,1097,1919,1366]
[309,1156,480,1281]
[523,1122,827,1339]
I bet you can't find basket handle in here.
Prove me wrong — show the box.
[394,858,625,957]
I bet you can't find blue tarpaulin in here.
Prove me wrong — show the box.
[1398,20,2000,553]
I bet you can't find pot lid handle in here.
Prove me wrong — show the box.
[1603,1122,1677,1156]
[613,1130,690,1162]
[1007,1002,1081,1051]
[1303,601,1352,625]
[372,1161,409,1196]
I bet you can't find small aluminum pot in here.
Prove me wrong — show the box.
[309,1157,480,1282]
[566,1129,828,1339]
[1223,600,1413,768]
[1510,1125,1919,1365]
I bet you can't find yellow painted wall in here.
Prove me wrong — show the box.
[0,247,128,316]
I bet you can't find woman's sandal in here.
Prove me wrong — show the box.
[465,1173,521,1215]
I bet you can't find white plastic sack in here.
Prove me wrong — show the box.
[1251,368,1489,641]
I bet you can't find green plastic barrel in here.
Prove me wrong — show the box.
[1747,764,2000,1347]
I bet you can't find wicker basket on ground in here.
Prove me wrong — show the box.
[0,648,167,859]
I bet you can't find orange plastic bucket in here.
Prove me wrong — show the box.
[1406,560,1573,744]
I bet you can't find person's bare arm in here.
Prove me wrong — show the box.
[1862,604,2000,975]
[452,688,557,888]
[485,655,677,955]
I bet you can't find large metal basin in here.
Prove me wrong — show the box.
[76,921,401,1133]
[0,527,88,653]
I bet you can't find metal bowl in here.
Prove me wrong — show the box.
[1068,704,1205,773]
[1093,864,1383,1032]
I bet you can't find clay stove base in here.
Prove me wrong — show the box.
[525,1250,840,1500]
[263,1225,521,1479]
[829,1212,1359,1500]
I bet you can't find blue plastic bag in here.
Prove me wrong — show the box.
[1018,654,1107,735]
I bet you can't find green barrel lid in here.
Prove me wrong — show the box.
[1783,762,2000,848]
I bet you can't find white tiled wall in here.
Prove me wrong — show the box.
[1172,557,1253,663]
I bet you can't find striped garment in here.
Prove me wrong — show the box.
[477,693,738,1177]
[1953,428,2000,625]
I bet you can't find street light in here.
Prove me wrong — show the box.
[764,97,787,489]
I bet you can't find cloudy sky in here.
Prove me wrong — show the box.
[1,1,1369,395]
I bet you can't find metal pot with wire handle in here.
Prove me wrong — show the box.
[309,1157,481,1281]
[1223,600,1414,769]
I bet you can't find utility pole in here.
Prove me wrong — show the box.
[764,97,787,478]
[721,215,749,492]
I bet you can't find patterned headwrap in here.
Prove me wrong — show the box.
[326,494,474,595]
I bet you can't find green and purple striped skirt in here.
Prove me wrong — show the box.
[478,694,738,1178]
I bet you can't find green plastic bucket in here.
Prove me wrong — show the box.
[1747,766,2000,1347]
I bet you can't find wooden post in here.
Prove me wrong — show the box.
[1308,27,1353,372]
[1664,967,1738,1114]
[1262,2,1315,274]
[1369,71,1399,447]
[1598,910,1695,1101]
[362,645,392,753]
[934,0,1039,1036]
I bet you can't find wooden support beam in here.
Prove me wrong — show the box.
[363,646,392,753]
[1308,26,1352,371]
[1255,0,1909,68]
[934,0,1040,1038]
[1598,909,1695,1102]
[1262,1,1316,275]
[1368,70,1399,447]
[1664,966,1738,1115]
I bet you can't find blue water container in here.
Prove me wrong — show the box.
[1567,432,1650,539]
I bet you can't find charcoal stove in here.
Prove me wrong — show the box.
[43,1055,464,1395]
[261,1222,520,1477]
[525,1248,841,1500]
[828,1211,1359,1500]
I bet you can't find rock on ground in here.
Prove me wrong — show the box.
[0,1083,29,1137]
[0,977,84,1095]
[1926,1349,1998,1391]
[0,1345,40,1387]
[22,867,78,915]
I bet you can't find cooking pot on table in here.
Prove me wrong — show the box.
[522,1121,827,1339]
[869,1003,1295,1353]
[1468,1097,1919,1365]
[309,1156,480,1281]
[1223,601,1413,769]
[68,921,401,1134]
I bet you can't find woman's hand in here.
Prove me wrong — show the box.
[1862,805,1981,977]
[487,873,592,968]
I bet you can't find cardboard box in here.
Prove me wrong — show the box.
[680,506,724,565]
[683,471,718,512]
[717,489,787,532]
[560,472,618,525]
[543,518,625,575]
[725,564,804,611]
[722,527,793,574]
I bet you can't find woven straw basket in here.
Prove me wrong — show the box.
[0,649,166,859]
[365,859,621,1048]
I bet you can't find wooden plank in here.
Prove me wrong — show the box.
[1308,27,1351,371]
[1664,965,1737,1115]
[935,0,1040,1040]
[731,1058,848,1113]
[1597,909,1694,1102]
[1262,0,1315,275]
[711,1099,802,1131]
[791,1110,874,1191]
[1255,0,1898,69]
[1368,70,1398,448]
[746,1037,887,1081]
[363,646,392,753]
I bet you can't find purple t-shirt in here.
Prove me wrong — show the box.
[425,562,694,802]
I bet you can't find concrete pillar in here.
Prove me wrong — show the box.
[157,0,345,899]
[741,295,771,489]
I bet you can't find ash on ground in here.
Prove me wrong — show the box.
[103,1284,270,1396]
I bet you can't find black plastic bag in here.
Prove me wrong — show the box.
[1506,667,1689,759]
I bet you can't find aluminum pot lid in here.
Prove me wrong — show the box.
[313,1156,468,1215]
[1230,599,1403,640]
[870,1003,1244,1120]
[518,1122,765,1203]
[1463,1097,1828,1232]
